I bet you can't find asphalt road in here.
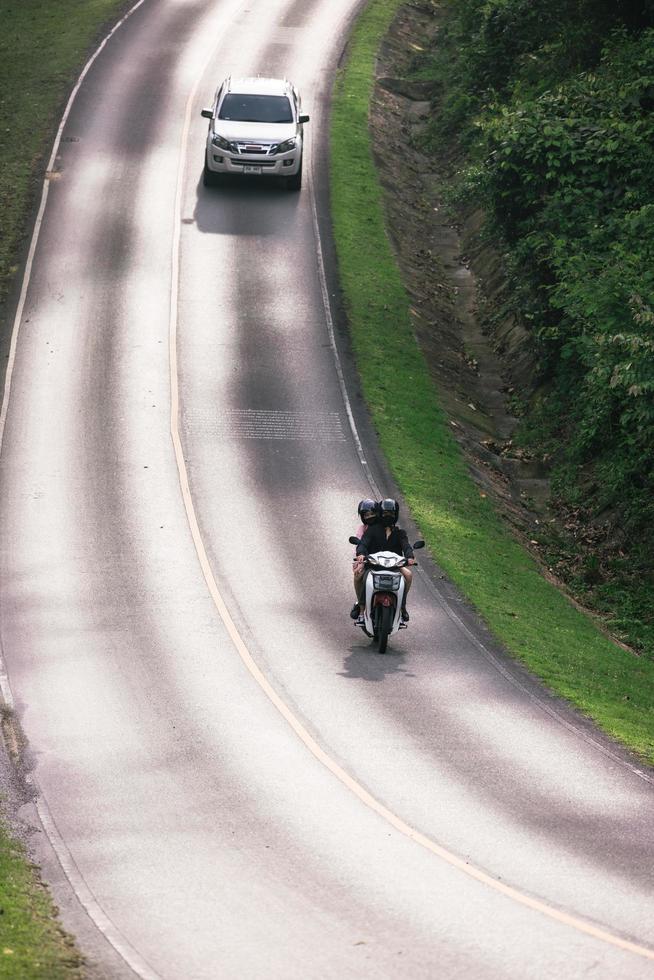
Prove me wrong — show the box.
[1,1,653,977]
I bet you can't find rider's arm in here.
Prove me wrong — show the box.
[356,525,373,557]
[399,528,414,560]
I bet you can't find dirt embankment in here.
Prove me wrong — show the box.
[369,2,650,652]
[370,1,555,555]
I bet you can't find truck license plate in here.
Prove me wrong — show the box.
[244,165,262,175]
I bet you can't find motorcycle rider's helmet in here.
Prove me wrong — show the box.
[379,498,399,526]
[357,498,379,526]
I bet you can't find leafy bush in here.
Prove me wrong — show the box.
[476,31,654,527]
[430,0,654,141]
[414,0,654,646]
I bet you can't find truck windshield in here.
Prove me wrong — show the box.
[218,94,293,124]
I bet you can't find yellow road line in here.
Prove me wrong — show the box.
[169,23,654,967]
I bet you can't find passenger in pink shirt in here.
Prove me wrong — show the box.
[350,498,379,621]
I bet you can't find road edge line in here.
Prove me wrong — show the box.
[168,24,654,965]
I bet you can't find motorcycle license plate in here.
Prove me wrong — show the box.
[244,165,262,174]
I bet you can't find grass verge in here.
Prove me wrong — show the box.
[0,0,133,314]
[0,813,84,978]
[330,0,654,765]
[0,1,132,974]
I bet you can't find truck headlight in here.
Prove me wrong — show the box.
[212,133,237,153]
[271,137,297,155]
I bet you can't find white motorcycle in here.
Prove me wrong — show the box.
[349,536,425,653]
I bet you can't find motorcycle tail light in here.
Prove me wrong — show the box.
[373,573,401,591]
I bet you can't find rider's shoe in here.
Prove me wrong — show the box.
[350,603,361,620]
[401,606,409,622]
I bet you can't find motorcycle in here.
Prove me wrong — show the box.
[349,536,425,653]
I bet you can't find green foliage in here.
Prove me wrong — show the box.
[424,0,654,145]
[332,0,654,762]
[426,4,654,559]
[0,0,131,312]
[0,1,130,974]
[0,814,84,977]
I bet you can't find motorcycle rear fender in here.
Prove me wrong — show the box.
[365,575,405,602]
[363,573,406,634]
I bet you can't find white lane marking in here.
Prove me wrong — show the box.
[34,787,163,980]
[429,583,654,786]
[0,3,165,978]
[0,0,147,458]
[171,38,654,967]
[0,0,649,968]
[0,639,14,709]
[306,40,654,791]
[306,142,382,498]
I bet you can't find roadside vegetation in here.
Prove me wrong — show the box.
[413,0,654,657]
[330,0,654,764]
[0,1,131,974]
[0,813,84,978]
[1,0,653,971]
[0,0,131,316]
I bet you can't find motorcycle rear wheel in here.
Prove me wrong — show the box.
[377,604,393,654]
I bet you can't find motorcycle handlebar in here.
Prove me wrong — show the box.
[350,557,419,566]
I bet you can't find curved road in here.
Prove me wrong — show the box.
[1,1,653,977]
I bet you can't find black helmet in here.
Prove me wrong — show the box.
[357,498,379,525]
[379,498,399,526]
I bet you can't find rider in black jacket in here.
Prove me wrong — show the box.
[351,498,416,622]
[355,523,414,562]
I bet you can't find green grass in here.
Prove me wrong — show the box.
[0,813,84,978]
[0,0,132,313]
[0,1,131,974]
[0,0,652,971]
[330,0,654,764]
